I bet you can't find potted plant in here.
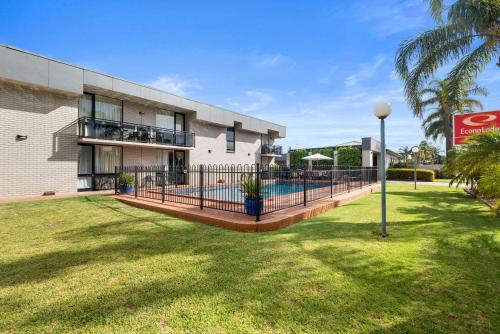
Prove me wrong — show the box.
[119,173,135,194]
[241,179,264,216]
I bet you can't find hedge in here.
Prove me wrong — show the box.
[337,146,362,167]
[386,168,435,182]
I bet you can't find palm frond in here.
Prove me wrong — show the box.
[447,43,497,91]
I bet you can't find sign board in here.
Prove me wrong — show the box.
[453,110,499,145]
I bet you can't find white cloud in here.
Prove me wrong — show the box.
[145,75,202,96]
[355,0,430,37]
[344,56,385,86]
[250,51,293,68]
[389,70,399,80]
[241,90,274,112]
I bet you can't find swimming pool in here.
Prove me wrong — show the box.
[163,181,331,202]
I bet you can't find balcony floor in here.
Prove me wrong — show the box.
[78,137,194,150]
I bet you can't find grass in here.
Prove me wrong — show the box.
[0,184,498,333]
[434,178,453,183]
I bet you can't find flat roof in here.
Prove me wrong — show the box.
[0,44,286,138]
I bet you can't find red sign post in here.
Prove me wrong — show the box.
[453,110,500,145]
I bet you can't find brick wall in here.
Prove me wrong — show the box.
[0,80,79,197]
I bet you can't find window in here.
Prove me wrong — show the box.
[79,93,122,121]
[77,145,93,190]
[95,95,122,121]
[78,94,92,118]
[175,113,185,132]
[226,127,235,152]
[95,145,122,174]
[156,111,174,129]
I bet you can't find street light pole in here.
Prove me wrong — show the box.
[380,117,387,236]
[411,146,419,190]
[373,102,392,237]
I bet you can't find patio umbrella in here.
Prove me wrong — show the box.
[302,153,333,170]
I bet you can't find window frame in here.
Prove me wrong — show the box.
[226,127,235,153]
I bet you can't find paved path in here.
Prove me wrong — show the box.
[387,180,464,188]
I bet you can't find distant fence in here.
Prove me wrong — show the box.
[116,164,377,221]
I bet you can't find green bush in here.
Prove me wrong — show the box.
[290,149,308,166]
[338,146,362,167]
[119,173,135,186]
[478,165,500,200]
[386,168,435,182]
[390,162,409,168]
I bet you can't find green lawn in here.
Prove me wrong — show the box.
[434,178,453,183]
[0,184,498,333]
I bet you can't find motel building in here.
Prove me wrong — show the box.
[0,45,286,198]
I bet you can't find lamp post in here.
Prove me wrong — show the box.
[411,146,419,190]
[373,101,392,237]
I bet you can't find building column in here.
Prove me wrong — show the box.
[362,149,373,167]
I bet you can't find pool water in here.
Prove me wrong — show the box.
[165,181,331,202]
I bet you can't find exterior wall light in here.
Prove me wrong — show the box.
[16,134,28,140]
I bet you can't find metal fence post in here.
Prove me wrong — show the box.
[256,163,261,222]
[330,165,333,198]
[199,165,204,210]
[303,167,307,206]
[114,166,118,195]
[348,167,351,193]
[162,165,166,203]
[134,166,138,198]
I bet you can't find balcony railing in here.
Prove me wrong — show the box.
[78,117,195,147]
[261,144,282,155]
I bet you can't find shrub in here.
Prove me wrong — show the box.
[478,165,500,200]
[386,168,435,182]
[241,179,264,200]
[119,173,135,186]
[290,149,308,167]
[338,146,362,167]
[390,162,409,168]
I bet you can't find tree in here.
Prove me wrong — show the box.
[337,146,362,167]
[290,149,308,167]
[395,0,499,112]
[398,146,412,165]
[418,80,486,155]
[417,140,440,163]
[445,129,500,189]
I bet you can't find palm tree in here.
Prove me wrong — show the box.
[395,0,499,111]
[418,80,486,156]
[446,129,500,190]
[398,146,412,165]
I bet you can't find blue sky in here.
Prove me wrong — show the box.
[1,0,498,152]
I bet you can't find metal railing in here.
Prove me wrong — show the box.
[78,116,195,147]
[116,164,377,222]
[261,144,283,155]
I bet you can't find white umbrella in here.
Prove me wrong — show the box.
[302,153,333,169]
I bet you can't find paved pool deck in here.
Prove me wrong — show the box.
[114,183,380,232]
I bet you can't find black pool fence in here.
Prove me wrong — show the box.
[115,164,378,222]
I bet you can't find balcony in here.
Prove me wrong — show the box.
[261,144,282,155]
[78,117,195,148]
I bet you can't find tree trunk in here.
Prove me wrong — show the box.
[444,114,453,158]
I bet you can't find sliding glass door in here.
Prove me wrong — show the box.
[77,144,122,191]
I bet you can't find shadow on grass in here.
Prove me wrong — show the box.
[1,193,499,332]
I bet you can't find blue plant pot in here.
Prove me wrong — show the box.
[244,198,263,216]
[120,184,133,194]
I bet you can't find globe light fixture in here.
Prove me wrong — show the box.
[373,101,392,119]
[373,101,392,237]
